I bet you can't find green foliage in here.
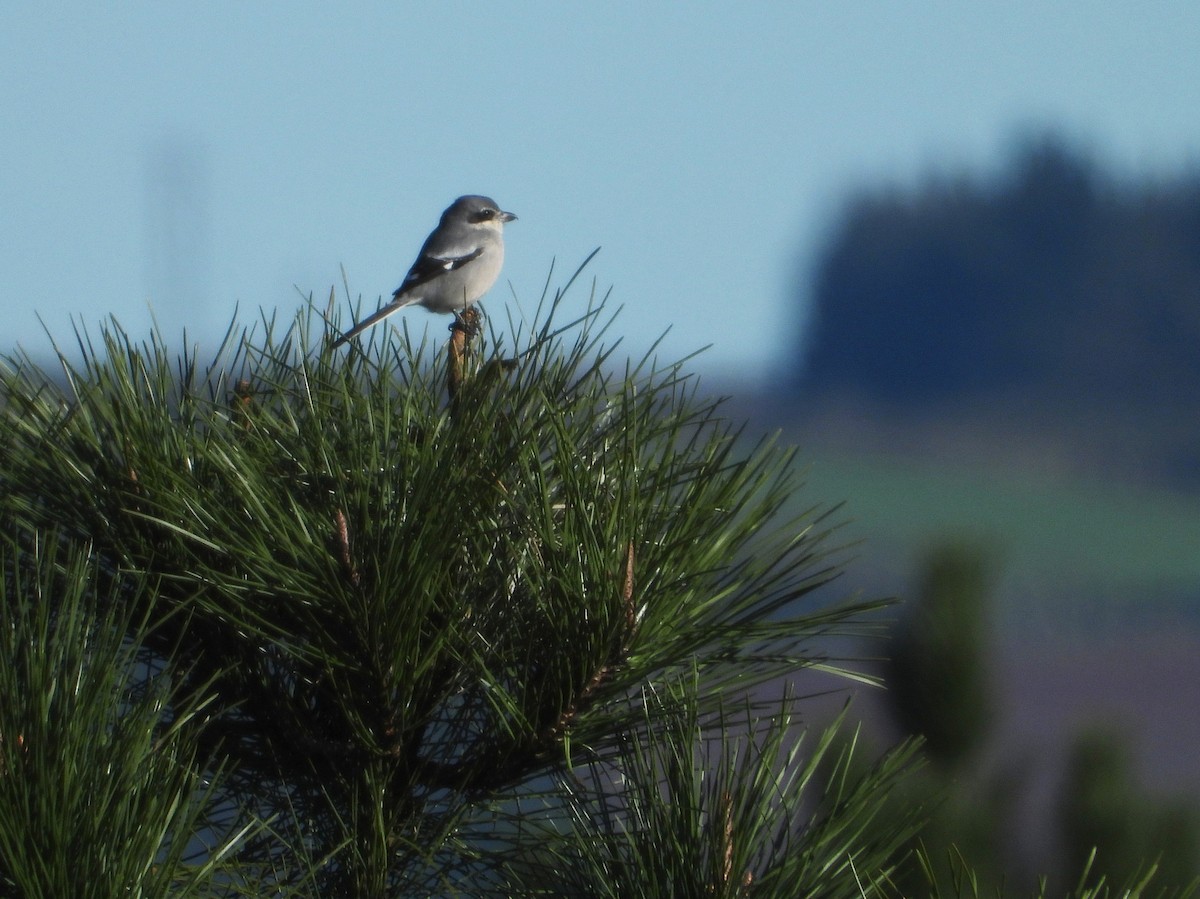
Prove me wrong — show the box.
[0,531,254,897]
[853,756,1014,898]
[878,540,1199,898]
[1059,728,1200,895]
[915,843,1198,899]
[886,542,993,767]
[0,268,900,895]
[495,682,925,898]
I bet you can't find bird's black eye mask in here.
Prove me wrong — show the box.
[471,209,497,223]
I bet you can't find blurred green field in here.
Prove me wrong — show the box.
[796,450,1200,627]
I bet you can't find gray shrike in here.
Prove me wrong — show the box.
[331,195,516,348]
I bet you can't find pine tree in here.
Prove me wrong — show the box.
[0,265,919,896]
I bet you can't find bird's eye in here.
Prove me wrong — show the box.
[481,209,495,218]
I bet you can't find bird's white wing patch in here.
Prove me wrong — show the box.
[394,246,485,297]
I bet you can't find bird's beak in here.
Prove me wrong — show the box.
[499,210,517,223]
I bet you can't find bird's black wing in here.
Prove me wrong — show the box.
[392,246,484,300]
[331,248,482,348]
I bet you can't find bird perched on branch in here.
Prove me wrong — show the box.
[331,195,517,348]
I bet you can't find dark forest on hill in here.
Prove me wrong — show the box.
[793,137,1200,488]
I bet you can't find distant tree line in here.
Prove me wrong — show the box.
[798,136,1200,412]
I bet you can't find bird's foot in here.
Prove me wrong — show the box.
[449,307,482,339]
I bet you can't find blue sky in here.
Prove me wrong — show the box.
[4,3,1199,380]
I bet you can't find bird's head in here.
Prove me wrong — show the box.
[449,195,517,229]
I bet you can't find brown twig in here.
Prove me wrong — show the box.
[446,308,481,403]
[711,789,754,895]
[231,378,255,431]
[333,507,359,586]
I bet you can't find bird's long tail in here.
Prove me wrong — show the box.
[330,300,407,349]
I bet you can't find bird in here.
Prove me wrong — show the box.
[331,195,517,348]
